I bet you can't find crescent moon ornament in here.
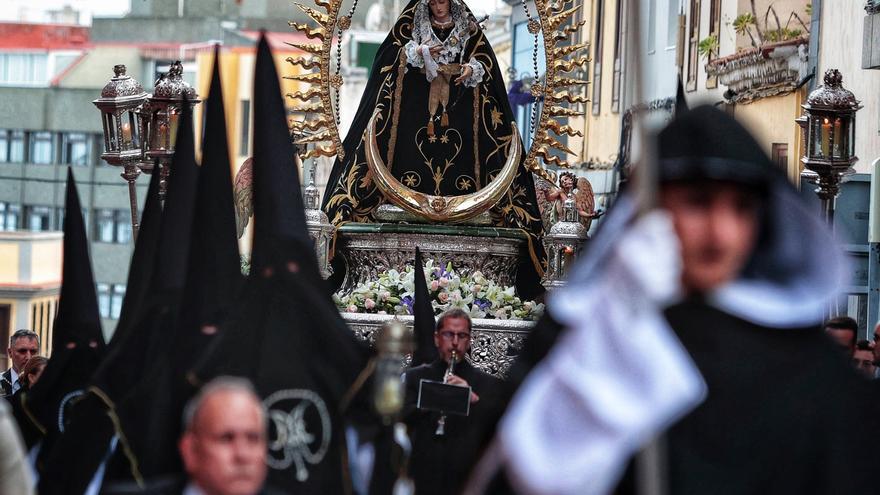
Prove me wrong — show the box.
[365,110,522,223]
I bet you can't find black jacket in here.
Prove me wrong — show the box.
[403,358,503,495]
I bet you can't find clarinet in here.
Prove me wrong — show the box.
[435,350,458,436]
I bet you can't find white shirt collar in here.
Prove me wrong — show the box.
[183,482,207,495]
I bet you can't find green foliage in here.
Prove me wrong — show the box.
[764,28,803,42]
[698,35,719,60]
[733,12,756,35]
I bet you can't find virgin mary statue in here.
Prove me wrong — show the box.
[322,0,547,297]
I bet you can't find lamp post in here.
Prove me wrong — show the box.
[93,65,148,240]
[95,61,201,239]
[796,69,862,224]
[143,61,200,200]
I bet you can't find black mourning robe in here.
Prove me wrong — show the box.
[322,0,546,299]
[613,299,878,495]
[403,359,503,495]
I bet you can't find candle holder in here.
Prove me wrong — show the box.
[796,69,862,223]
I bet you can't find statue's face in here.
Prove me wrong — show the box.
[428,0,451,20]
[561,176,573,189]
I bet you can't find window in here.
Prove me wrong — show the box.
[8,131,24,162]
[611,0,625,113]
[25,206,51,232]
[62,133,90,165]
[97,284,126,319]
[705,0,721,88]
[647,0,657,54]
[772,143,788,170]
[686,0,701,91]
[668,0,681,49]
[240,100,250,156]
[93,209,131,243]
[29,132,54,164]
[591,0,606,115]
[110,285,125,319]
[0,202,21,231]
[0,53,49,86]
[0,131,7,162]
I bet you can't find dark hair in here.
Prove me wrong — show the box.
[855,340,873,352]
[436,308,471,334]
[824,316,859,333]
[21,355,47,390]
[9,329,39,349]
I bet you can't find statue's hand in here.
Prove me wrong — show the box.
[454,65,473,85]
[428,44,443,59]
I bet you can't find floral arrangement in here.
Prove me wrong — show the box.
[333,259,544,321]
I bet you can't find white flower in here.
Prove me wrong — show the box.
[378,310,388,315]
[438,277,450,288]
[450,290,462,303]
[379,291,391,301]
[493,309,508,319]
[438,292,449,303]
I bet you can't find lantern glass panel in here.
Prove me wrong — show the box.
[103,112,117,152]
[847,116,855,159]
[811,114,832,160]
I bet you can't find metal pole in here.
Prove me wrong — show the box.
[121,164,141,242]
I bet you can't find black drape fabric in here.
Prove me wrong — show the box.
[322,0,546,299]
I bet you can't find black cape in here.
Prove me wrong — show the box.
[322,0,546,298]
[613,299,878,494]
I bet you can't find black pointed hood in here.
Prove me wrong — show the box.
[675,75,688,115]
[35,168,164,495]
[411,247,438,367]
[24,169,105,437]
[109,166,162,347]
[117,48,244,479]
[192,34,369,493]
[249,34,311,274]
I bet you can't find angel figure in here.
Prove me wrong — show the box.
[542,171,598,230]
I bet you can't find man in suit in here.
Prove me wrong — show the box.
[403,308,502,495]
[2,330,39,397]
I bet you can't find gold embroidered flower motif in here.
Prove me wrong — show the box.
[490,108,503,128]
[458,178,472,190]
[440,134,450,143]
[403,174,418,187]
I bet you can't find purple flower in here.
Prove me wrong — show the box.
[433,263,451,280]
[474,298,491,311]
[401,295,414,314]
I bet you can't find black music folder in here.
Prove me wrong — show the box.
[417,379,471,416]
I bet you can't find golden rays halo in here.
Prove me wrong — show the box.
[285,0,590,185]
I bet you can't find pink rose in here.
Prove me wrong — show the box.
[438,292,449,303]
[346,304,358,313]
[365,298,376,310]
[430,280,440,291]
[438,277,450,288]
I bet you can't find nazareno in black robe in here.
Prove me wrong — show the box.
[321,0,546,298]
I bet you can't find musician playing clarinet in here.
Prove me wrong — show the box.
[403,308,502,495]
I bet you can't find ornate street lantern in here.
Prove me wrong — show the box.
[144,61,200,198]
[541,195,588,289]
[796,69,862,222]
[303,159,335,279]
[93,65,148,239]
